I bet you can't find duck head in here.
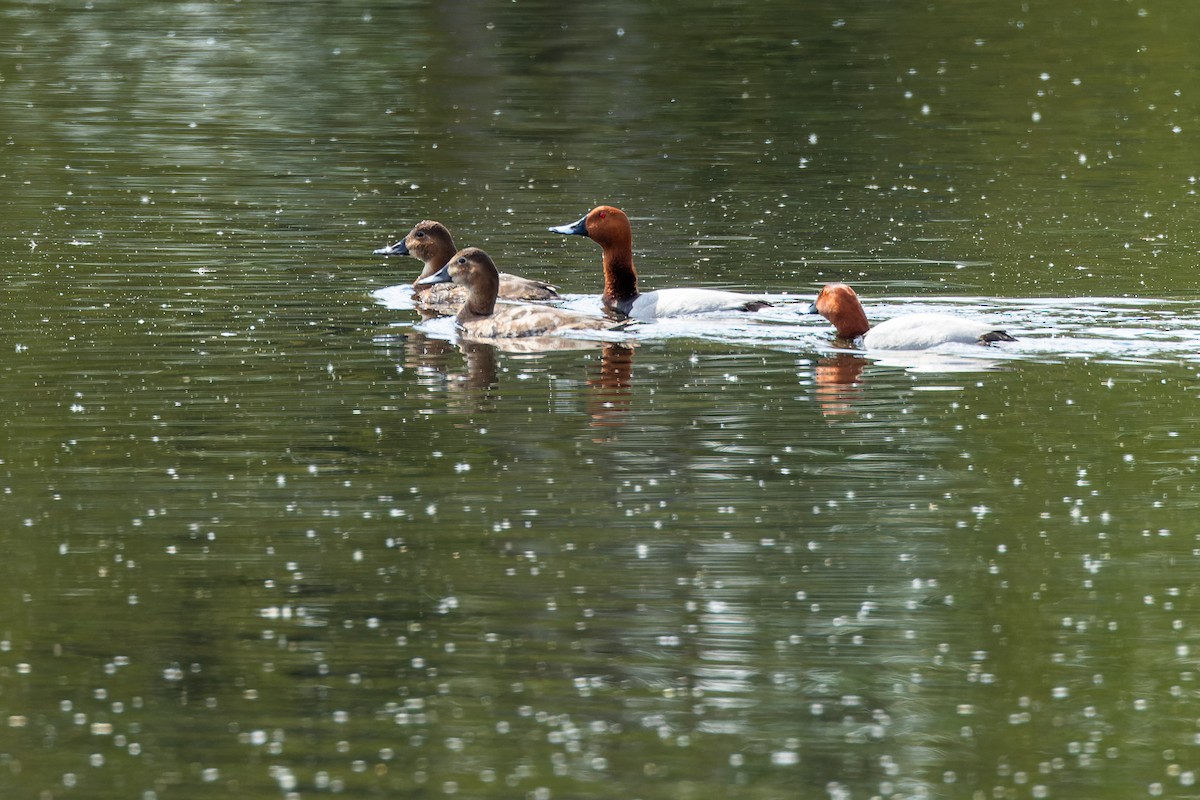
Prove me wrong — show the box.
[375,220,457,282]
[417,247,500,316]
[807,283,871,339]
[550,205,638,306]
[549,206,631,249]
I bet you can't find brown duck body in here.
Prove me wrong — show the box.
[417,248,629,339]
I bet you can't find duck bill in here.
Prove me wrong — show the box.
[804,300,820,315]
[415,263,453,286]
[548,214,588,236]
[373,240,409,256]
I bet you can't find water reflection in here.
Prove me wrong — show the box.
[587,343,635,431]
[375,326,640,428]
[813,353,868,417]
[374,325,499,408]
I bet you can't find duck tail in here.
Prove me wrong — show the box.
[980,330,1017,344]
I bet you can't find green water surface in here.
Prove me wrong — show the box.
[3,1,1200,798]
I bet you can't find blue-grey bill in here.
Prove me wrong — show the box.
[415,264,453,285]
[374,241,408,256]
[548,214,588,236]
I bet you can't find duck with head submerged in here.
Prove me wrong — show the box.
[807,283,1017,350]
[549,205,771,321]
[418,247,632,340]
[375,220,559,305]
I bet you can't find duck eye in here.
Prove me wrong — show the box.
[414,230,425,238]
[457,257,466,264]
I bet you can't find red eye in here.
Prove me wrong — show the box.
[598,211,606,219]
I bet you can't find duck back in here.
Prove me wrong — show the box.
[623,288,771,320]
[461,304,624,339]
[862,313,1014,350]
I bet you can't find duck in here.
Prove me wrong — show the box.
[374,220,560,304]
[549,205,771,320]
[807,283,1017,350]
[417,247,632,340]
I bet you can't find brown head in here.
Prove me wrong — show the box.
[549,205,638,305]
[810,283,871,339]
[416,247,500,321]
[374,220,458,283]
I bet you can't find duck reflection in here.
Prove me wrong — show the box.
[587,343,635,431]
[400,308,456,360]
[814,352,868,417]
[468,335,610,354]
[381,321,499,404]
[810,346,1011,416]
[456,338,500,391]
[387,322,638,420]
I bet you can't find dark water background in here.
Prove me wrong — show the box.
[4,1,1200,798]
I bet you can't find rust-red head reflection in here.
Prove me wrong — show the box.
[587,343,634,431]
[814,353,867,417]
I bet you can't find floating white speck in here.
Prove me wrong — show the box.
[271,767,297,790]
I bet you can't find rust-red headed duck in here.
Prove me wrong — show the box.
[417,247,631,340]
[375,220,559,304]
[549,205,770,320]
[808,283,1016,350]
